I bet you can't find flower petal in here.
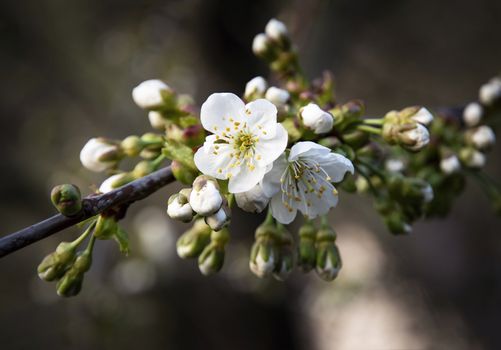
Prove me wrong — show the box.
[261,154,288,197]
[270,194,297,224]
[254,123,288,167]
[289,141,330,161]
[194,141,238,180]
[200,93,246,134]
[315,153,354,183]
[228,163,267,193]
[298,180,338,219]
[245,99,278,139]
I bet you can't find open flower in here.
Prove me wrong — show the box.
[194,93,288,193]
[262,141,354,224]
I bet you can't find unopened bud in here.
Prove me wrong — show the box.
[205,205,231,231]
[94,215,118,240]
[384,212,412,235]
[148,111,168,130]
[400,106,434,126]
[244,76,268,100]
[37,241,77,281]
[176,219,212,258]
[234,184,270,213]
[249,221,279,278]
[479,79,501,106]
[80,138,122,172]
[300,103,334,134]
[99,173,133,193]
[197,229,229,276]
[132,160,156,178]
[273,227,295,281]
[56,249,92,298]
[51,184,82,216]
[469,125,496,150]
[132,79,174,110]
[167,189,194,223]
[297,221,316,272]
[383,122,430,152]
[463,102,483,127]
[440,154,461,174]
[265,86,290,107]
[459,148,486,169]
[385,158,405,173]
[189,176,223,216]
[121,135,143,157]
[252,33,272,58]
[265,18,288,41]
[315,226,341,282]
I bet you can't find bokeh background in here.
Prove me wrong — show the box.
[1,0,501,349]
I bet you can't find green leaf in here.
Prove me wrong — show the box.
[162,140,197,171]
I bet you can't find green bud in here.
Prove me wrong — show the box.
[139,148,161,160]
[297,221,316,272]
[56,266,84,297]
[171,160,198,185]
[384,212,412,235]
[316,242,342,281]
[121,135,143,157]
[50,184,82,216]
[249,236,279,278]
[132,160,156,178]
[176,219,212,258]
[37,241,77,281]
[198,241,225,276]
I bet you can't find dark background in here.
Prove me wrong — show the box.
[1,0,500,349]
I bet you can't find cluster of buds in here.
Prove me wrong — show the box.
[37,223,96,297]
[381,106,433,152]
[167,175,230,231]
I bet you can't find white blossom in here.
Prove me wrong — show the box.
[462,149,486,168]
[300,103,334,134]
[80,138,120,172]
[244,76,268,100]
[194,93,288,193]
[440,155,461,174]
[132,79,172,110]
[265,18,288,40]
[421,184,434,203]
[410,107,434,126]
[234,183,270,213]
[262,141,354,224]
[471,125,496,150]
[265,87,290,107]
[463,102,483,127]
[189,179,223,216]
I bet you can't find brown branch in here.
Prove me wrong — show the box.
[0,166,174,258]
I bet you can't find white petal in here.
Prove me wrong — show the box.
[254,123,288,166]
[316,152,354,183]
[270,194,297,224]
[245,99,278,139]
[289,141,330,161]
[228,163,267,193]
[234,184,270,213]
[200,93,246,134]
[261,154,288,197]
[299,180,339,219]
[194,141,238,180]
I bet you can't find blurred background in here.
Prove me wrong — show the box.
[1,0,501,349]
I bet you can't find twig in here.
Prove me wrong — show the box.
[0,166,174,258]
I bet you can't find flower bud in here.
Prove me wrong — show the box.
[265,18,288,41]
[132,160,156,178]
[273,227,295,281]
[297,221,316,272]
[197,229,229,276]
[315,226,341,281]
[300,103,334,134]
[176,219,212,258]
[148,111,168,130]
[37,241,77,281]
[440,154,461,174]
[459,148,486,169]
[99,173,133,193]
[167,189,194,223]
[94,215,118,240]
[132,79,174,110]
[234,184,270,213]
[383,122,430,152]
[80,138,122,172]
[50,184,82,216]
[121,135,143,157]
[252,33,272,57]
[400,106,434,126]
[205,204,231,231]
[384,212,412,235]
[244,76,268,100]
[265,86,290,107]
[479,79,501,106]
[189,176,223,216]
[385,158,405,173]
[469,125,496,150]
[56,249,92,297]
[463,102,483,127]
[249,222,279,278]
[171,160,198,185]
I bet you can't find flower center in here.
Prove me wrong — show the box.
[233,131,258,158]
